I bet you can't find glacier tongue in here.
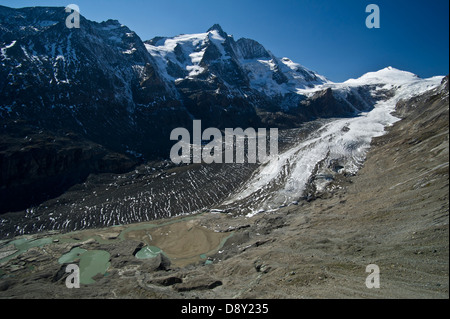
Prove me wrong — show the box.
[221,73,444,216]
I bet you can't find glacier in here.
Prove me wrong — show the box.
[220,68,444,216]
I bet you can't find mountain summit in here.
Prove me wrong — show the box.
[145,24,328,97]
[207,23,227,35]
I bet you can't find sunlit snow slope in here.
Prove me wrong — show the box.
[144,26,328,96]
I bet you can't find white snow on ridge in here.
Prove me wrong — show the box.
[1,40,17,59]
[145,29,327,92]
[145,30,231,79]
[241,58,291,96]
[296,66,444,97]
[344,66,419,86]
[145,31,213,80]
[123,48,137,55]
[279,57,328,84]
[208,30,229,59]
[238,57,328,97]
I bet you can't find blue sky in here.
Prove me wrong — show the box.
[1,0,448,82]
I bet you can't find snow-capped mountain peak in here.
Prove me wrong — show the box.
[207,23,228,38]
[144,25,328,96]
[344,66,421,86]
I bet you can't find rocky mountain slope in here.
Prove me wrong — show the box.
[0,76,447,299]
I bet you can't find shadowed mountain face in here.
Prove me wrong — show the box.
[0,6,185,213]
[0,6,184,157]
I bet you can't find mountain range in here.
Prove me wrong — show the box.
[0,5,382,151]
[0,5,444,216]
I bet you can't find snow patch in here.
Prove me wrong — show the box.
[1,40,17,59]
[123,48,137,55]
[145,32,211,80]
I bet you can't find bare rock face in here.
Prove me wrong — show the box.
[298,88,354,119]
[236,38,271,60]
[0,122,137,213]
